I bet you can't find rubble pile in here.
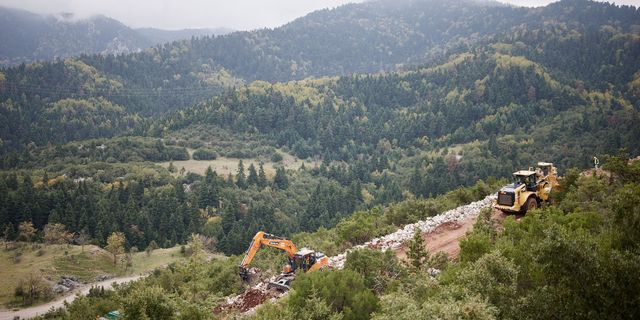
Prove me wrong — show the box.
[328,194,495,269]
[214,281,285,314]
[52,275,81,293]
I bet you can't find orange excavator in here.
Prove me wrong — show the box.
[239,231,329,290]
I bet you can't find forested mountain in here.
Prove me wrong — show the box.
[2,0,639,152]
[0,7,147,66]
[1,1,640,315]
[1,0,638,259]
[0,6,231,67]
[186,0,640,82]
[0,0,639,275]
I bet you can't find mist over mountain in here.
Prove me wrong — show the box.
[0,6,233,66]
[135,27,234,44]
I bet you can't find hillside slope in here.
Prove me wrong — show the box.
[1,0,638,152]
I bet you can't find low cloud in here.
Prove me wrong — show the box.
[1,0,638,30]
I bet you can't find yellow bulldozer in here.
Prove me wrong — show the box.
[494,162,559,213]
[239,231,329,291]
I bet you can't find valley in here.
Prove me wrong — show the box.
[0,0,639,319]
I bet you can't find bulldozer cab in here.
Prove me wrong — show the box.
[513,170,537,191]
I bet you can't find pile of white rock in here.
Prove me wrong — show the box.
[328,194,496,269]
[52,275,81,293]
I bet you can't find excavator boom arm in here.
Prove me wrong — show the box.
[239,231,298,280]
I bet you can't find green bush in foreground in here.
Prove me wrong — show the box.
[289,269,378,320]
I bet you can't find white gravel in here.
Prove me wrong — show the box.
[328,194,496,269]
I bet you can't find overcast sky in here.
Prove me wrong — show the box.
[1,0,638,30]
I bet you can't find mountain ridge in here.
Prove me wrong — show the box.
[0,0,638,152]
[0,6,233,66]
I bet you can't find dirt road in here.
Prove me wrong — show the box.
[396,219,474,261]
[0,275,143,320]
[396,209,523,261]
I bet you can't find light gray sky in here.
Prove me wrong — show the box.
[0,0,638,31]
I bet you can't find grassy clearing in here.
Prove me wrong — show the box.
[159,150,318,177]
[130,246,191,273]
[0,243,192,307]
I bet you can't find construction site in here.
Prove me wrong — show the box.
[214,162,562,315]
[215,194,496,315]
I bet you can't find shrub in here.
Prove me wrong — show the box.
[345,248,404,293]
[335,210,390,246]
[192,148,218,160]
[458,231,492,264]
[123,285,175,320]
[271,152,284,162]
[289,269,378,320]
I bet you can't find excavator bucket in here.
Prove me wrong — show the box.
[239,266,261,285]
[239,266,249,281]
[267,280,291,291]
[267,274,295,291]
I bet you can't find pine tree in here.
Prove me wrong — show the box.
[409,162,423,197]
[226,173,234,187]
[236,160,247,189]
[198,166,219,208]
[257,163,268,188]
[274,167,289,190]
[42,171,49,189]
[247,163,258,186]
[2,223,16,245]
[407,229,428,269]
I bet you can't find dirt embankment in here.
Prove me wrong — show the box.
[213,282,285,315]
[396,208,524,261]
[396,220,471,260]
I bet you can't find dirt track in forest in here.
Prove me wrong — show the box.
[395,208,523,261]
[396,220,473,260]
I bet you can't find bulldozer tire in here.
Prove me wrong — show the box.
[523,197,538,213]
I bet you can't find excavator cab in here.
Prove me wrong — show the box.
[291,248,318,272]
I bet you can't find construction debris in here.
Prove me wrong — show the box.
[214,280,285,314]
